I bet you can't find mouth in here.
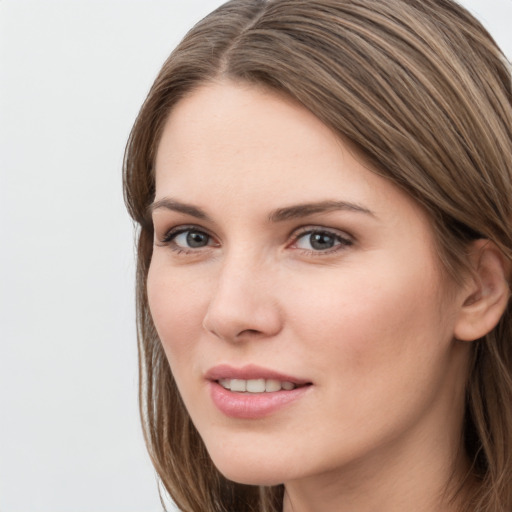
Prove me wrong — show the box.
[217,378,305,393]
[205,365,312,419]
[206,364,311,391]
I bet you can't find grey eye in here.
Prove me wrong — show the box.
[293,229,353,253]
[174,230,210,248]
[309,233,337,250]
[295,231,339,251]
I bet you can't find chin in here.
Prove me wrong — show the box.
[204,442,294,486]
[215,463,286,487]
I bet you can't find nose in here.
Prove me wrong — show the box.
[202,256,283,343]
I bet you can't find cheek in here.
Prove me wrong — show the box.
[276,264,460,454]
[284,261,450,379]
[147,260,209,366]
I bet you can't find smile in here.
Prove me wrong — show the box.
[217,378,298,393]
[206,365,312,419]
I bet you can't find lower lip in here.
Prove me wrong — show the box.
[209,381,311,419]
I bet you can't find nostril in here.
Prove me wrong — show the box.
[239,329,262,336]
[202,292,283,342]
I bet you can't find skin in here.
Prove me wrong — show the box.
[148,80,474,512]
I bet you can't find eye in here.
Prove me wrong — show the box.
[292,229,352,252]
[174,230,210,248]
[160,226,217,251]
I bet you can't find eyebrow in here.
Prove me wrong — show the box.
[149,198,212,220]
[149,197,374,222]
[268,200,374,222]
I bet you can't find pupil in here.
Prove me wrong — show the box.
[310,233,335,250]
[187,231,208,248]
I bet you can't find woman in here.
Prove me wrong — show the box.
[123,0,512,511]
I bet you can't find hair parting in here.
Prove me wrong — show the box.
[124,1,512,510]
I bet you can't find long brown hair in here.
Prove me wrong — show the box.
[123,1,512,510]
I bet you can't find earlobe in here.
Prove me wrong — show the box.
[454,240,511,342]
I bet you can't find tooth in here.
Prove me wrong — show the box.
[282,381,295,391]
[265,379,281,392]
[219,378,231,390]
[246,379,266,393]
[230,379,247,392]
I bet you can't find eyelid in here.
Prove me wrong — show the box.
[155,223,353,254]
[157,224,218,247]
[288,225,354,252]
[290,225,353,240]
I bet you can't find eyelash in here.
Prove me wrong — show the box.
[158,225,353,256]
[290,227,353,255]
[159,225,218,255]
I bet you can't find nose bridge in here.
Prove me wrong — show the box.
[202,248,282,342]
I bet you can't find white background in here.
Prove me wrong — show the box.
[0,1,510,511]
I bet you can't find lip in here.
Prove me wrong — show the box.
[205,364,310,385]
[206,364,312,419]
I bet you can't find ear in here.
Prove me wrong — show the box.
[454,240,511,342]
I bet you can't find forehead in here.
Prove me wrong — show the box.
[154,80,428,230]
[156,81,338,168]
[155,81,364,198]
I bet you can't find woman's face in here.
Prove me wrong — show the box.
[148,81,471,488]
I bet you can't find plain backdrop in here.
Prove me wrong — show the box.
[0,1,511,511]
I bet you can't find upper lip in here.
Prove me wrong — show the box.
[205,364,311,385]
